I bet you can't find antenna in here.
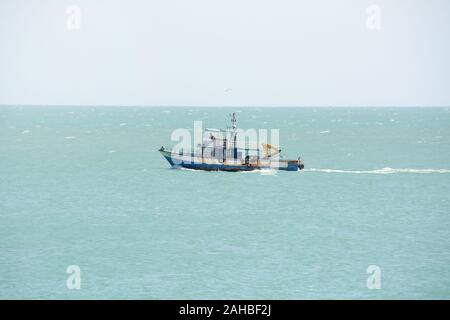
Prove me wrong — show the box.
[231,112,237,130]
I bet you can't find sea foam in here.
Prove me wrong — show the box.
[303,167,450,174]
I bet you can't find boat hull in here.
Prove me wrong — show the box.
[159,150,302,172]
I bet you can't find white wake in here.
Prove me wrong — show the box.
[303,167,450,174]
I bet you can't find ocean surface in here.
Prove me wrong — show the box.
[1,106,450,299]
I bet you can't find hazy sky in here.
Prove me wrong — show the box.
[0,0,449,106]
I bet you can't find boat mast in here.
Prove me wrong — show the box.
[223,138,227,162]
[231,112,238,160]
[231,112,237,130]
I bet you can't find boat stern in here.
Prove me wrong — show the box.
[278,158,304,171]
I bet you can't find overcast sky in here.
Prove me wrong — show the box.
[0,0,449,107]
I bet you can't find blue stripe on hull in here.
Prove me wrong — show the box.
[180,162,257,172]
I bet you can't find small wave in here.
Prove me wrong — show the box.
[240,169,278,174]
[303,167,450,174]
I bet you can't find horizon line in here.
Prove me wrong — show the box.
[1,104,450,108]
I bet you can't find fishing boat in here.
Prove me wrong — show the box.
[159,113,304,172]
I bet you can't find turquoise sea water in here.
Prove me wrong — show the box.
[1,106,450,299]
